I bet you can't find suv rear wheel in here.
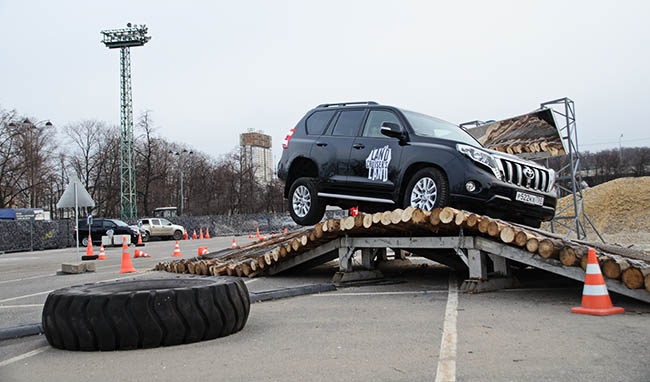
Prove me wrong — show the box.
[288,177,326,225]
[403,168,449,211]
[173,230,183,241]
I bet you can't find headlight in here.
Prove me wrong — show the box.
[547,168,556,191]
[456,144,502,180]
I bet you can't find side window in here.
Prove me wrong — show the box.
[362,110,402,138]
[306,110,336,135]
[151,219,161,226]
[103,221,115,229]
[160,219,172,226]
[332,110,366,137]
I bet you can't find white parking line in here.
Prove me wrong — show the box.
[312,290,448,296]
[0,274,53,285]
[0,304,44,309]
[435,273,458,382]
[0,346,49,368]
[0,271,153,304]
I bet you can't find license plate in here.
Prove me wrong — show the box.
[515,191,544,206]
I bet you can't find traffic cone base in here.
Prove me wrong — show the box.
[231,238,237,248]
[571,248,624,316]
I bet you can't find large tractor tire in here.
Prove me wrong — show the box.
[42,276,250,351]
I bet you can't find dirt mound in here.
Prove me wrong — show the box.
[542,177,650,248]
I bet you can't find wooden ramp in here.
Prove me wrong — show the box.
[154,207,650,303]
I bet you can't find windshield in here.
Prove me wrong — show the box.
[401,109,481,147]
[112,219,129,227]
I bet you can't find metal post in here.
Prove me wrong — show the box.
[180,166,184,216]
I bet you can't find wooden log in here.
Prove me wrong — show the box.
[264,252,272,265]
[381,211,392,226]
[526,237,539,253]
[257,256,266,269]
[499,225,517,244]
[478,217,490,234]
[410,209,428,225]
[401,207,415,223]
[291,238,300,252]
[240,262,251,276]
[622,266,645,289]
[271,248,280,262]
[429,208,442,226]
[466,214,480,229]
[187,262,196,274]
[454,210,467,227]
[438,207,456,224]
[314,222,324,239]
[390,208,404,225]
[363,214,374,229]
[515,231,534,247]
[327,219,340,233]
[487,221,506,237]
[645,270,650,293]
[538,238,562,259]
[341,216,355,231]
[249,260,258,272]
[601,256,630,279]
[580,252,607,271]
[372,212,383,225]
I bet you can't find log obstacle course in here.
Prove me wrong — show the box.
[154,207,650,300]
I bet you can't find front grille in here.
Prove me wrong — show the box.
[499,158,550,193]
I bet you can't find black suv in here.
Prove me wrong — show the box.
[77,218,147,246]
[277,101,557,227]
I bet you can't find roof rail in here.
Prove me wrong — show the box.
[316,101,379,108]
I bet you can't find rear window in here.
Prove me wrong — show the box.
[332,110,366,136]
[306,110,336,135]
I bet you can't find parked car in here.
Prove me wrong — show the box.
[77,218,148,246]
[137,218,186,241]
[277,101,557,227]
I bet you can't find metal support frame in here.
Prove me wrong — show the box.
[265,236,649,303]
[540,97,604,242]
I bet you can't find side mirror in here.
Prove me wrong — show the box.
[380,122,404,139]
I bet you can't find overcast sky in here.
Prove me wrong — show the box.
[1,0,649,162]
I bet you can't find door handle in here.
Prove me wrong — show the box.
[352,143,365,149]
[316,142,328,147]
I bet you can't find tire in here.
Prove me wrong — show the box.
[80,236,89,247]
[142,231,150,242]
[288,177,326,226]
[173,230,183,241]
[403,167,449,211]
[42,276,250,351]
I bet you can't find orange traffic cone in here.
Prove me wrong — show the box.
[97,244,107,260]
[119,236,136,273]
[572,248,624,316]
[248,234,252,239]
[192,230,197,240]
[271,233,275,238]
[86,235,94,256]
[198,246,208,257]
[183,232,188,240]
[172,241,183,257]
[205,228,211,239]
[199,228,204,240]
[262,234,266,240]
[133,248,141,258]
[256,227,261,240]
[231,238,237,248]
[144,252,151,258]
[136,232,144,247]
[284,228,288,234]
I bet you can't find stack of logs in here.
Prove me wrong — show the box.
[154,206,650,293]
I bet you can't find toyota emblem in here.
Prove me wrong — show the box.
[523,167,535,179]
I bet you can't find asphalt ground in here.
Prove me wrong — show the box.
[1,236,649,381]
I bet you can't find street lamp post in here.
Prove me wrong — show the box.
[169,149,193,215]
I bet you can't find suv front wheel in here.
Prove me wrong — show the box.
[288,177,326,226]
[403,168,449,211]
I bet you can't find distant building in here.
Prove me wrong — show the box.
[240,130,274,184]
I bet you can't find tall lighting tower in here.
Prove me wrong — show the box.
[101,23,151,219]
